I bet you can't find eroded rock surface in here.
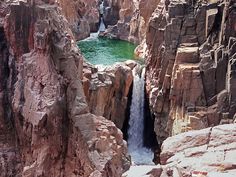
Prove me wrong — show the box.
[0,17,21,177]
[103,0,121,27]
[160,124,236,177]
[104,0,160,44]
[44,0,100,40]
[59,0,100,40]
[144,0,236,144]
[82,61,136,129]
[0,1,130,176]
[124,124,236,177]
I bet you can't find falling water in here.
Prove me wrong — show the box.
[82,1,105,41]
[99,17,106,32]
[128,66,154,165]
[99,1,106,32]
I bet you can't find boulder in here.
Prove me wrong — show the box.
[160,124,236,177]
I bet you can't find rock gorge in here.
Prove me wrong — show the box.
[0,0,236,177]
[0,1,130,176]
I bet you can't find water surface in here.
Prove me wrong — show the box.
[78,34,137,65]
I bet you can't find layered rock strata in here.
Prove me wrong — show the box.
[124,123,236,177]
[43,0,100,40]
[0,1,130,176]
[104,0,160,44]
[0,15,22,177]
[82,61,136,129]
[58,0,100,40]
[103,0,121,27]
[160,123,236,177]
[144,0,236,144]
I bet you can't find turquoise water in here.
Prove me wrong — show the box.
[77,34,137,65]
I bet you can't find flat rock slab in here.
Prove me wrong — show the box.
[122,165,162,177]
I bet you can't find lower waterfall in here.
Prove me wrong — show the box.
[128,66,154,165]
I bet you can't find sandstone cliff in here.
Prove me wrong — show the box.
[0,1,130,176]
[82,61,135,130]
[0,0,236,176]
[144,0,236,144]
[160,123,236,176]
[57,0,100,40]
[104,0,161,44]
[102,0,236,156]
[103,0,236,170]
[124,123,236,176]
[103,0,121,27]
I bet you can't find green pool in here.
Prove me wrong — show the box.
[77,34,137,65]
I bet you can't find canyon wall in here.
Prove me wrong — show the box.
[105,0,160,44]
[124,123,236,177]
[0,0,235,175]
[103,0,121,27]
[160,123,236,176]
[82,61,136,130]
[40,0,100,40]
[144,0,236,144]
[0,1,130,176]
[81,0,236,165]
[57,0,100,40]
[102,0,236,150]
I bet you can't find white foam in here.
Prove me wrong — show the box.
[123,165,157,177]
[81,32,99,41]
[129,148,154,165]
[128,67,154,165]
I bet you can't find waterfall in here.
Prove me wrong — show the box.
[82,17,105,41]
[99,1,105,32]
[99,17,106,32]
[83,2,105,41]
[128,66,154,165]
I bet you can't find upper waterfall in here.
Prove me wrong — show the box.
[99,1,105,32]
[99,17,106,32]
[127,66,154,165]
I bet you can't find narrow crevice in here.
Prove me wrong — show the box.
[0,27,15,132]
[143,86,160,164]
[143,87,158,149]
[206,127,213,150]
[207,6,222,41]
[122,81,133,141]
[0,26,21,176]
[200,70,210,107]
[60,92,70,174]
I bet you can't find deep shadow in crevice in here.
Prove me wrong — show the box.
[143,88,158,150]
[143,87,160,164]
[0,27,14,130]
[122,82,133,141]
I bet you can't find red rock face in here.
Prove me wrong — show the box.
[143,0,236,145]
[104,0,160,44]
[51,0,100,40]
[160,124,236,176]
[103,0,121,27]
[125,123,236,176]
[82,61,135,130]
[0,1,130,176]
[0,25,22,177]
